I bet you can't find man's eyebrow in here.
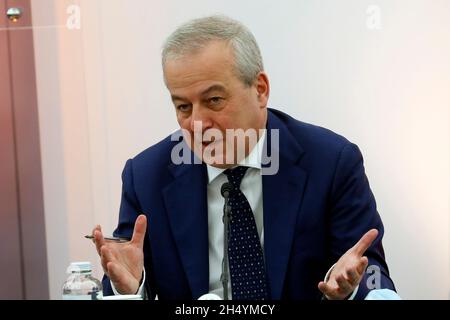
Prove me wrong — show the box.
[171,84,228,102]
[171,94,186,102]
[200,84,227,96]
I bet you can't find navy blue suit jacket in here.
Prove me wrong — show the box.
[102,108,395,300]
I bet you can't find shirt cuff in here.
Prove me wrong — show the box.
[364,289,401,300]
[110,268,146,298]
[323,263,359,300]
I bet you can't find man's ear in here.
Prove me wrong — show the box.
[255,72,270,107]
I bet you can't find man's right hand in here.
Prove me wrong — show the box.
[91,214,147,294]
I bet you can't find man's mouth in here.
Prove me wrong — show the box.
[200,138,221,147]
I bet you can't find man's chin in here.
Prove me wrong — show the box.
[189,142,246,167]
[201,155,234,168]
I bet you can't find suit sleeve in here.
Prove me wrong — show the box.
[102,159,156,299]
[328,142,396,299]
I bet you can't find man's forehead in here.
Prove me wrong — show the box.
[164,42,236,87]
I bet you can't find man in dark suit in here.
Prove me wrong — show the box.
[92,15,396,300]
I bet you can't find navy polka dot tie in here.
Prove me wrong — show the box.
[224,166,269,300]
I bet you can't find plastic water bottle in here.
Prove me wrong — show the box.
[62,261,103,300]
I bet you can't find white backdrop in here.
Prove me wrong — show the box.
[31,0,449,299]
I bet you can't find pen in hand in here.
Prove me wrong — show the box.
[84,235,131,243]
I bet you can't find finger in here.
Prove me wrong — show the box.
[91,225,101,243]
[94,228,106,256]
[318,281,335,298]
[336,274,353,294]
[131,214,147,249]
[356,256,369,274]
[99,245,113,274]
[100,249,109,274]
[346,268,360,287]
[352,229,378,257]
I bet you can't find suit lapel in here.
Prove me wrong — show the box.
[163,155,209,299]
[262,111,308,299]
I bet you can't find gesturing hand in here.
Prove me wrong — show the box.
[318,229,378,300]
[92,215,147,294]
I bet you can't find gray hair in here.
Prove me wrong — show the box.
[162,15,264,87]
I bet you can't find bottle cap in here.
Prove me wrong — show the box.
[198,293,222,300]
[67,261,92,273]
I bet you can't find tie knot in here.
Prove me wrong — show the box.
[224,166,249,189]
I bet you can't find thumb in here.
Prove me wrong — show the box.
[352,229,378,257]
[131,214,147,249]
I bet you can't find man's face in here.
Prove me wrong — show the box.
[164,40,269,168]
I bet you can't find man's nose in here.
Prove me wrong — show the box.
[190,105,212,132]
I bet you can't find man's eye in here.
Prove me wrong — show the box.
[209,97,222,105]
[177,104,191,112]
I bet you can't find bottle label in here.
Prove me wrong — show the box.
[62,292,103,300]
[62,294,92,300]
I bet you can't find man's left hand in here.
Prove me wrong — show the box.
[318,229,378,300]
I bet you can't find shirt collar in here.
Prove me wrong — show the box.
[206,130,266,184]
